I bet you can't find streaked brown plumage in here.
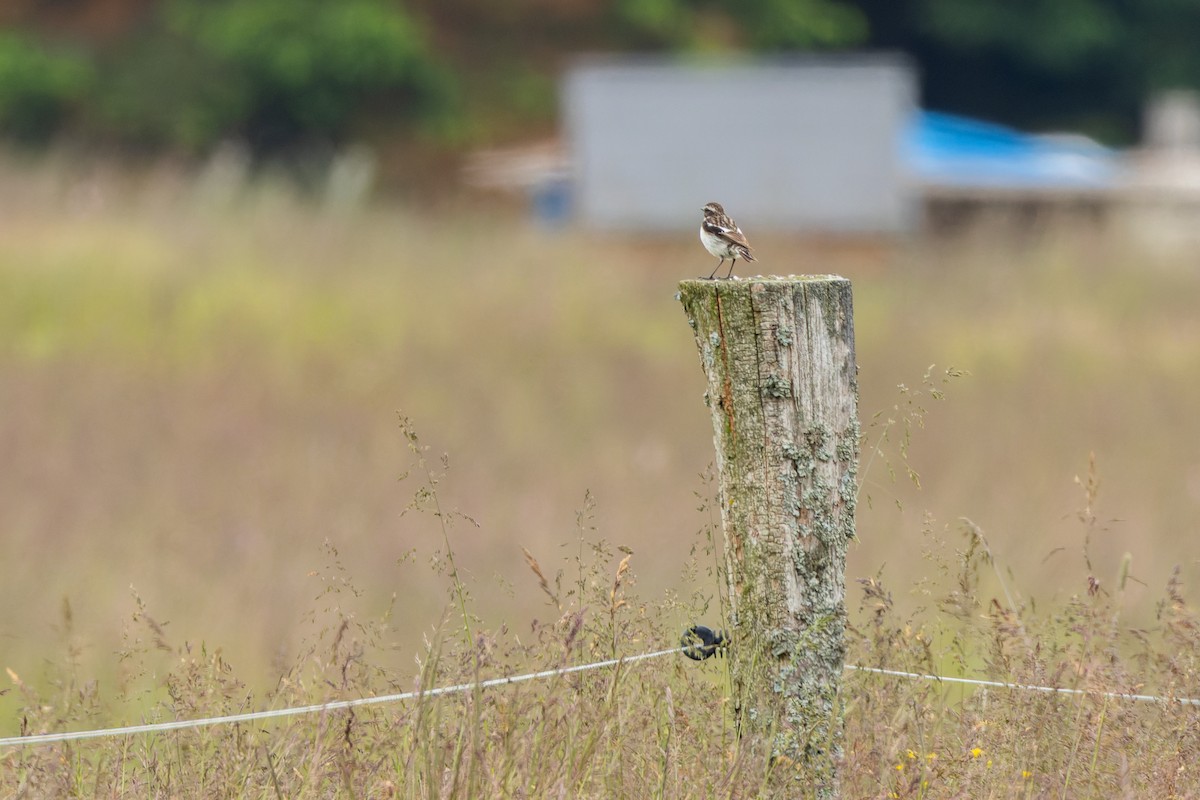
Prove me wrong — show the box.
[700,201,756,279]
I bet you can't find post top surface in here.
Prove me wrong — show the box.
[678,274,849,288]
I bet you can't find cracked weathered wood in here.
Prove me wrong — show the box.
[679,276,858,798]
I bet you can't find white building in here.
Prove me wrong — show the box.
[562,55,918,232]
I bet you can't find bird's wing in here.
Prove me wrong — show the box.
[726,227,751,249]
[707,222,751,249]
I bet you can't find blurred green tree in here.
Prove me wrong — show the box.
[81,0,451,153]
[91,34,249,152]
[859,0,1200,142]
[0,33,92,143]
[614,0,867,49]
[163,0,449,150]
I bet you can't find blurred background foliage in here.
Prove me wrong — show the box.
[0,32,92,142]
[2,0,1198,156]
[2,0,453,154]
[871,0,1200,143]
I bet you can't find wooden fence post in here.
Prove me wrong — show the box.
[679,276,858,797]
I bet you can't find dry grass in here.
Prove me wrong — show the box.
[3,153,1200,796]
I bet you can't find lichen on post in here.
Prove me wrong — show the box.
[679,276,858,797]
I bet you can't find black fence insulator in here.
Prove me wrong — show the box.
[681,625,728,661]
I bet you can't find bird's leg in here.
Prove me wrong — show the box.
[725,258,737,279]
[707,259,725,280]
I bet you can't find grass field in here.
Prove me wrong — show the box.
[3,153,1200,796]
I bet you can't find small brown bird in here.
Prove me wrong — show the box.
[700,201,756,279]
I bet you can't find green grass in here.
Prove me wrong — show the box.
[3,154,1200,795]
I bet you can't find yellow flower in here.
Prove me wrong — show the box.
[906,749,917,760]
[986,759,993,768]
[926,752,937,762]
[970,747,983,758]
[1022,770,1032,780]
[895,763,905,772]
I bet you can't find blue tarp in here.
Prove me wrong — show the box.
[904,111,1119,190]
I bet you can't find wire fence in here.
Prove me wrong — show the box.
[3,645,1199,749]
[0,646,682,748]
[845,664,1200,707]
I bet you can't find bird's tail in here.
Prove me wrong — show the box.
[737,246,756,262]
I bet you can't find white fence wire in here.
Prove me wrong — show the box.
[3,648,1198,748]
[0,646,682,748]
